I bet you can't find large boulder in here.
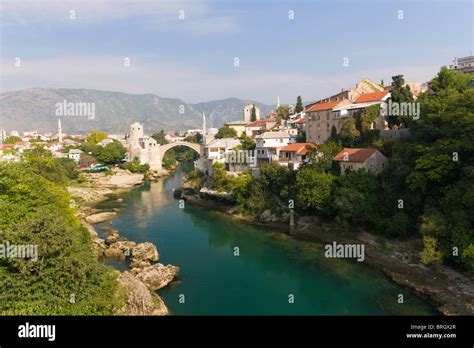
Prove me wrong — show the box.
[110,241,137,254]
[131,242,159,265]
[115,272,168,316]
[103,248,125,261]
[135,263,180,291]
[85,212,117,224]
[259,209,278,223]
[105,232,120,246]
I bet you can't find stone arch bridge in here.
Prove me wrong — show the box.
[154,141,204,170]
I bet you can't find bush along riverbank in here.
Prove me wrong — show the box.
[69,168,180,315]
[0,140,178,315]
[177,172,473,315]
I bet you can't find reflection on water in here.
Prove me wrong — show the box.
[98,166,438,316]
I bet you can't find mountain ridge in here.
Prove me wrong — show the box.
[0,88,274,134]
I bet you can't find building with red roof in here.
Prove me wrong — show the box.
[279,142,318,170]
[334,148,388,174]
[305,99,351,144]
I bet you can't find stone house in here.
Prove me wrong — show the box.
[333,148,388,174]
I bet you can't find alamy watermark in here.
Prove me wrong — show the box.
[224,150,257,168]
[0,241,38,261]
[55,99,96,120]
[324,242,365,262]
[382,100,420,120]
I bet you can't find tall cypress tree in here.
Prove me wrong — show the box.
[251,105,257,122]
[295,96,303,113]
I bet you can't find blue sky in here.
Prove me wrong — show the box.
[1,0,472,104]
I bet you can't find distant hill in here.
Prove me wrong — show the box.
[190,98,273,128]
[0,88,273,134]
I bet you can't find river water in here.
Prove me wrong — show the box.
[97,166,437,315]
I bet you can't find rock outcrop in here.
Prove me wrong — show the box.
[85,212,117,224]
[135,263,180,291]
[115,272,168,316]
[130,242,159,268]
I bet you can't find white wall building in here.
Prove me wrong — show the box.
[255,131,296,164]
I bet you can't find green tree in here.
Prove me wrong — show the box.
[86,130,108,144]
[339,118,360,147]
[295,96,304,113]
[388,74,414,128]
[215,125,237,139]
[251,105,257,122]
[295,167,335,213]
[238,133,256,151]
[3,135,22,144]
[0,163,122,315]
[97,141,126,164]
[151,130,169,145]
[276,106,290,121]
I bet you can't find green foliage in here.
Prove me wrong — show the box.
[0,163,121,315]
[420,236,444,266]
[295,96,303,113]
[3,135,22,144]
[22,147,79,184]
[276,106,290,120]
[238,133,256,151]
[184,133,203,143]
[251,105,257,122]
[86,130,108,144]
[307,140,342,173]
[215,125,237,139]
[296,131,306,143]
[97,141,126,164]
[260,162,295,199]
[151,130,169,145]
[387,74,414,128]
[120,157,150,173]
[295,167,335,213]
[331,171,380,229]
[339,118,360,147]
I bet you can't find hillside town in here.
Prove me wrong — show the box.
[0,72,443,175]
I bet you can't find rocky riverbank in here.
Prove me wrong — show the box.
[68,168,179,316]
[177,185,474,316]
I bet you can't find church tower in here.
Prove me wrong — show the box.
[276,96,280,109]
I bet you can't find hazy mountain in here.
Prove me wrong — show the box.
[190,98,274,129]
[0,88,273,135]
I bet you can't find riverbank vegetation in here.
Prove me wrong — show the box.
[0,151,123,314]
[189,68,474,271]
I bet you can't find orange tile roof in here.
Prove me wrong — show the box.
[246,120,272,127]
[305,100,342,113]
[334,148,377,162]
[296,118,306,124]
[354,91,388,103]
[281,143,317,155]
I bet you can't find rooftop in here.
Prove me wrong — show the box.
[334,148,377,162]
[354,91,389,103]
[281,143,317,155]
[255,131,292,139]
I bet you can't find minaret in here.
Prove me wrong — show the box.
[58,118,63,143]
[202,112,207,145]
[276,96,280,109]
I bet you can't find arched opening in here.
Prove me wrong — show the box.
[161,143,202,171]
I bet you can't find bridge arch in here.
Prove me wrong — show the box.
[154,141,204,170]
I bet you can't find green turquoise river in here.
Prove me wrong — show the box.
[97,166,437,315]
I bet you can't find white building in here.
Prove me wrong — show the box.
[450,55,474,75]
[255,131,296,165]
[199,138,241,174]
[68,149,84,162]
